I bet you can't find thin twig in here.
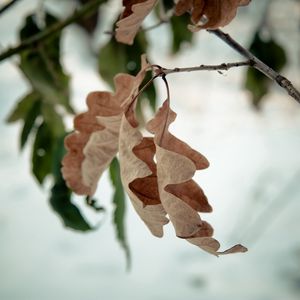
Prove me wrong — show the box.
[143,19,169,32]
[0,0,20,15]
[104,20,168,36]
[153,60,251,76]
[0,0,105,62]
[242,169,300,244]
[142,0,173,32]
[207,29,300,104]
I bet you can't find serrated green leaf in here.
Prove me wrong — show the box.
[170,14,193,54]
[31,122,54,184]
[49,134,93,232]
[20,99,41,150]
[245,32,287,108]
[109,157,131,269]
[19,14,73,113]
[6,91,40,123]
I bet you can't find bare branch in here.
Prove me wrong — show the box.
[154,60,251,76]
[207,29,300,104]
[0,0,105,62]
[0,0,20,16]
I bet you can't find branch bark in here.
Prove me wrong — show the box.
[155,60,251,75]
[207,29,300,104]
[0,0,20,16]
[0,0,104,62]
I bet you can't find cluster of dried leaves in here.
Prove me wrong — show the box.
[115,0,251,44]
[62,56,247,256]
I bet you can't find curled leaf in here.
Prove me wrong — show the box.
[147,100,210,236]
[51,135,94,232]
[147,100,247,255]
[187,237,247,256]
[62,56,150,196]
[119,113,169,237]
[115,0,158,45]
[118,63,169,237]
[175,0,251,31]
[62,86,123,196]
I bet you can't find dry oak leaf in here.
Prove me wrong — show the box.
[119,109,169,237]
[115,0,158,45]
[175,0,251,31]
[62,55,150,196]
[147,100,247,255]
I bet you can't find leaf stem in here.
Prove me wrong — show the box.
[123,74,159,111]
[158,75,171,147]
[207,29,300,104]
[0,0,104,62]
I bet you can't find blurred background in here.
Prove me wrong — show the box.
[1,0,300,299]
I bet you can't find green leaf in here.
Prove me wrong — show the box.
[99,31,156,111]
[49,134,93,232]
[170,14,193,54]
[245,32,287,108]
[245,68,268,108]
[98,37,127,86]
[31,122,54,184]
[41,103,65,138]
[51,134,67,181]
[99,31,149,85]
[20,98,41,150]
[86,196,106,212]
[109,157,131,269]
[19,14,73,113]
[50,180,93,231]
[6,91,40,123]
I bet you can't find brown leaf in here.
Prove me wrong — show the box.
[120,0,147,18]
[146,100,209,170]
[188,237,248,256]
[147,100,247,255]
[115,0,158,45]
[62,56,150,196]
[147,100,210,237]
[175,0,251,31]
[119,69,169,237]
[119,116,169,237]
[165,180,211,213]
[175,0,193,16]
[62,89,122,196]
